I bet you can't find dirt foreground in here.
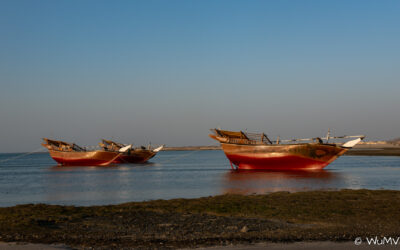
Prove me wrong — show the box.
[1,241,397,250]
[1,190,400,249]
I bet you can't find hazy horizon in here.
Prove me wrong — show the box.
[1,0,399,153]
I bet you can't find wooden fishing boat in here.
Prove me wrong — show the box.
[99,139,164,164]
[209,129,364,170]
[42,138,164,166]
[42,138,120,166]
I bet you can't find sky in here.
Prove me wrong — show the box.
[0,0,399,153]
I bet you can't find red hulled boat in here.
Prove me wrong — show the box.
[42,138,163,166]
[209,129,364,170]
[98,139,163,164]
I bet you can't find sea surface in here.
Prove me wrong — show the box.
[0,150,400,207]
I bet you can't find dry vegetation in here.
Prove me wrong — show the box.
[1,190,400,249]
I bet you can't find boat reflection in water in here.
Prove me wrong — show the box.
[223,170,341,194]
[49,162,157,171]
[46,163,157,205]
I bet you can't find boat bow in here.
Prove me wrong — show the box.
[209,128,365,170]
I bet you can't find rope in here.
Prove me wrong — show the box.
[0,147,46,164]
[157,144,220,164]
[157,149,200,164]
[102,147,202,165]
[99,153,122,166]
[0,143,219,166]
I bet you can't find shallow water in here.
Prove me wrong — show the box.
[0,150,400,206]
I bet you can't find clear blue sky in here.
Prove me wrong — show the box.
[0,0,399,152]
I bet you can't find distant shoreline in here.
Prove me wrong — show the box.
[162,145,221,151]
[163,143,400,156]
[2,143,400,156]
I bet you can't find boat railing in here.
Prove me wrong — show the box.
[227,137,262,145]
[214,129,364,145]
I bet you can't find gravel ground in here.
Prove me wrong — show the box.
[1,190,400,249]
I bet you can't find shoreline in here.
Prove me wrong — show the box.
[2,143,400,156]
[162,145,221,151]
[1,190,400,249]
[0,241,382,250]
[162,143,400,156]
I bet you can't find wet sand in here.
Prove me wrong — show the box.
[0,242,69,249]
[1,190,400,249]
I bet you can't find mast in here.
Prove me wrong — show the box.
[325,128,331,143]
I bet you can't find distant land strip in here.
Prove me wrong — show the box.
[162,143,400,156]
[162,145,221,151]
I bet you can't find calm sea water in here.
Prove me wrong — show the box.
[0,150,400,207]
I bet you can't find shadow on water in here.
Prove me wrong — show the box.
[223,169,342,194]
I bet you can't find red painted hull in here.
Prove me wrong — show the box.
[221,143,348,170]
[48,149,158,166]
[49,150,118,166]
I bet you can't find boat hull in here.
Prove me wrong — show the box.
[49,150,118,166]
[221,143,348,170]
[113,150,157,164]
[49,150,158,166]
